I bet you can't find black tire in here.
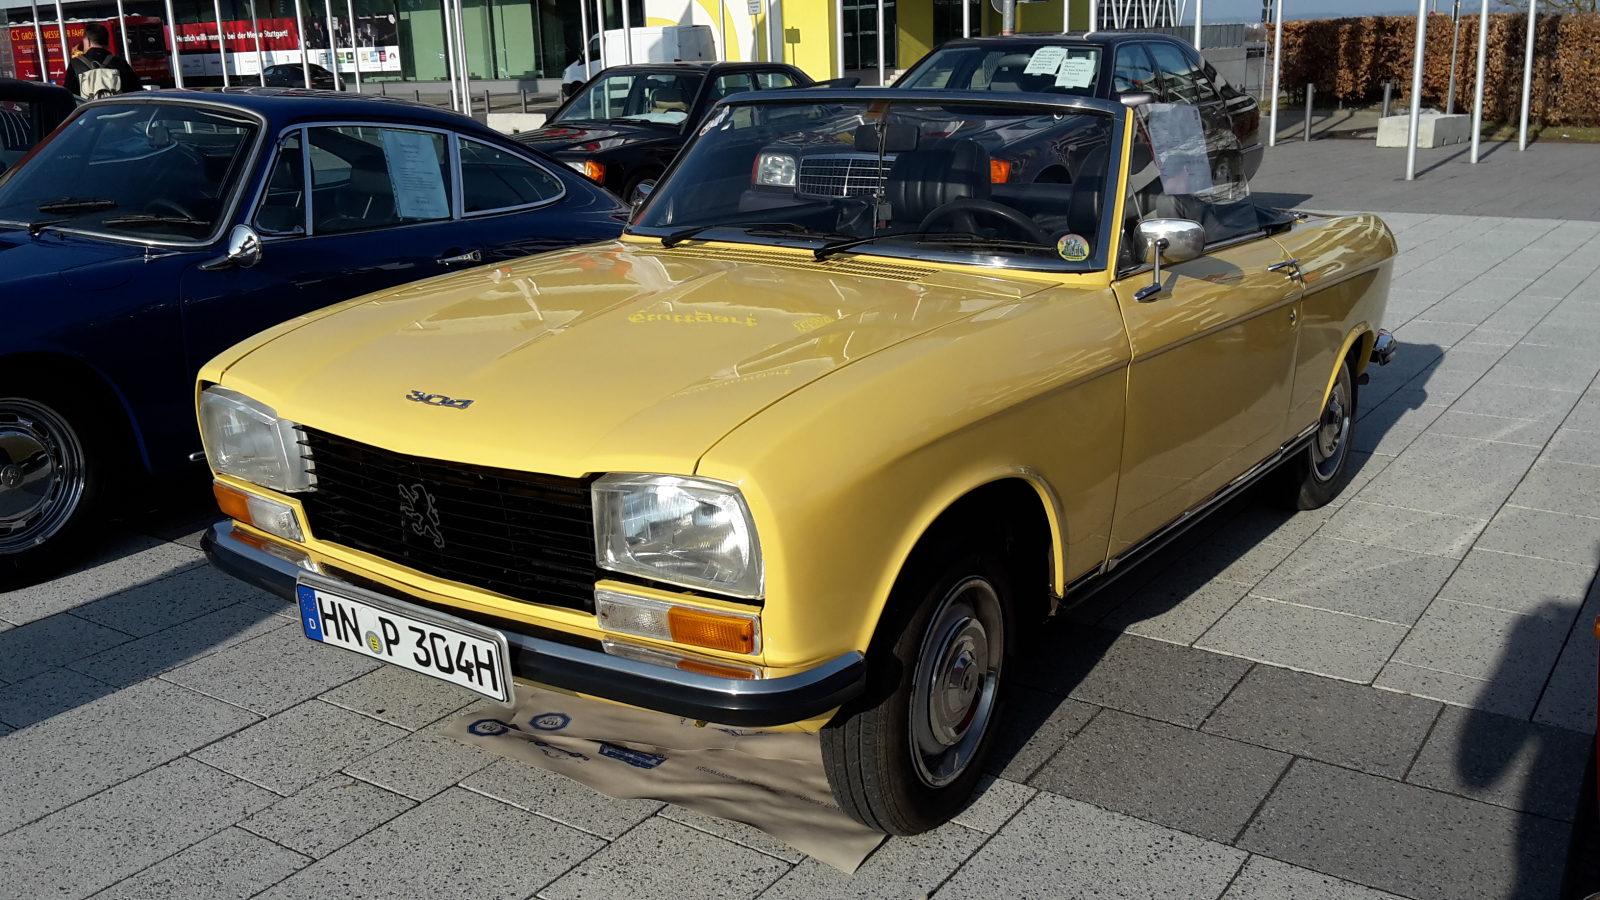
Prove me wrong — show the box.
[0,384,114,589]
[1275,358,1357,510]
[621,171,659,206]
[821,537,1014,835]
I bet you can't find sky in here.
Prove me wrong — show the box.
[1184,0,1514,22]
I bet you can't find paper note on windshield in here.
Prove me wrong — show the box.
[1024,46,1069,76]
[1056,57,1096,89]
[1145,102,1214,195]
[380,129,450,220]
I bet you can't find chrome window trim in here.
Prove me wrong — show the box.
[455,135,569,219]
[247,126,310,241]
[0,97,268,249]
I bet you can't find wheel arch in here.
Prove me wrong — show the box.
[0,351,149,472]
[1321,325,1375,412]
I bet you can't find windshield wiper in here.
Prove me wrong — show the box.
[26,218,68,237]
[661,222,851,249]
[814,231,1049,261]
[101,214,211,228]
[661,224,719,248]
[36,197,118,214]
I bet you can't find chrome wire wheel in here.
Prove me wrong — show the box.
[1311,369,1352,484]
[908,576,1004,788]
[0,398,87,555]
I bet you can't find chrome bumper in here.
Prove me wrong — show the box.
[202,521,865,726]
[1371,330,1398,366]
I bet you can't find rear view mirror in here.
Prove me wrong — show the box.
[629,180,655,220]
[1133,218,1204,302]
[854,123,917,155]
[199,224,263,271]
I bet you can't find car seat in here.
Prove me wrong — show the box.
[884,137,991,228]
[322,153,396,231]
[650,89,689,114]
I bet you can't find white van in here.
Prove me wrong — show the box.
[562,25,716,97]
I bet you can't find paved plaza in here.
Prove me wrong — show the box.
[2,141,1599,900]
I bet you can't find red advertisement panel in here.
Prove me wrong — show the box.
[10,17,168,83]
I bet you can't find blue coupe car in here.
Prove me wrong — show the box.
[0,88,626,584]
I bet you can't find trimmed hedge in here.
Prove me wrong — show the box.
[1279,13,1600,126]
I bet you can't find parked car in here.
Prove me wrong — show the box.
[262,63,338,90]
[560,25,717,98]
[0,88,625,584]
[896,32,1264,179]
[198,87,1396,838]
[518,61,812,201]
[0,79,76,173]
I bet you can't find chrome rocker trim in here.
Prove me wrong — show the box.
[202,520,865,726]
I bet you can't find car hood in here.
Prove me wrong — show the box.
[517,122,678,154]
[217,240,1057,478]
[0,227,163,287]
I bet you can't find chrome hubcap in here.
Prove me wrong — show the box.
[1312,376,1350,483]
[0,399,85,554]
[909,577,1003,788]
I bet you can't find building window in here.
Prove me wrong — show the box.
[842,0,895,70]
[933,0,979,46]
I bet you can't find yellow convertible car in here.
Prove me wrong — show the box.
[198,88,1396,835]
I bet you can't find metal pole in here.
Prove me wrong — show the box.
[1470,0,1487,163]
[964,0,971,37]
[1382,80,1392,118]
[1445,0,1459,114]
[114,0,130,68]
[1405,0,1427,180]
[440,0,457,108]
[29,0,48,83]
[483,87,489,114]
[346,0,361,91]
[1268,0,1282,147]
[164,0,186,87]
[579,0,590,76]
[1518,0,1535,151]
[454,0,470,112]
[837,0,844,77]
[52,0,70,82]
[1303,82,1312,141]
[621,0,632,64]
[250,0,265,85]
[324,0,342,89]
[596,0,607,71]
[876,0,885,85]
[1088,0,1096,33]
[720,0,726,61]
[1001,0,1015,35]
[213,0,229,87]
[1194,0,1202,49]
[293,0,310,87]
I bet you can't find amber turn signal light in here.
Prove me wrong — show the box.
[667,605,757,654]
[213,481,304,543]
[989,159,1011,183]
[582,160,605,183]
[213,481,252,522]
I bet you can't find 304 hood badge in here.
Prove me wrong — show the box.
[407,390,473,410]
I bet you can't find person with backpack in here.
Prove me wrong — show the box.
[64,23,141,100]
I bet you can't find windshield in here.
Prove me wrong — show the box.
[552,71,706,127]
[901,44,1102,97]
[1,100,38,171]
[0,102,259,243]
[634,98,1116,268]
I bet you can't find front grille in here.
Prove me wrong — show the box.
[299,429,599,613]
[797,154,892,197]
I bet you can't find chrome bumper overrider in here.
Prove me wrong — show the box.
[1371,330,1397,366]
[201,521,865,726]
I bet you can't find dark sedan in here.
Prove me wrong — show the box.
[262,63,338,90]
[0,88,625,584]
[516,61,812,202]
[0,79,76,174]
[895,32,1263,180]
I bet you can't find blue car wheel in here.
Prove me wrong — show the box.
[0,395,97,585]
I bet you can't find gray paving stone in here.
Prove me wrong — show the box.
[0,538,201,626]
[0,666,110,730]
[1196,597,1408,684]
[69,565,247,638]
[758,823,984,900]
[1250,536,1457,626]
[0,613,131,683]
[1473,505,1600,566]
[1352,393,1447,456]
[1425,409,1561,447]
[1482,344,1600,392]
[1319,500,1486,560]
[1238,760,1568,900]
[239,775,417,860]
[935,792,1246,900]
[1508,459,1600,519]
[1418,296,1504,325]
[257,787,602,900]
[66,603,289,688]
[1404,705,1594,821]
[1436,548,1596,620]
[1383,599,1574,718]
[658,807,804,864]
[1221,855,1408,900]
[1407,347,1505,400]
[951,775,1035,834]
[1050,631,1252,728]
[1532,584,1600,734]
[1099,577,1251,646]
[319,665,479,731]
[1544,428,1600,466]
[461,757,664,840]
[87,827,309,900]
[1447,380,1582,423]
[1202,666,1440,780]
[163,623,379,715]
[1360,433,1540,520]
[1566,390,1600,434]
[343,726,496,801]
[539,817,787,900]
[1030,709,1290,844]
[982,687,1097,783]
[192,699,407,796]
[0,678,258,834]
[0,758,276,900]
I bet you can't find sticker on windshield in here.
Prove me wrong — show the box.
[380,129,450,220]
[700,105,729,136]
[1056,233,1090,261]
[1024,46,1069,76]
[1056,57,1096,89]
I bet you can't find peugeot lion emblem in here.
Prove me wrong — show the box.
[399,483,446,549]
[407,390,473,410]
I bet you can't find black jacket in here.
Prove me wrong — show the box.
[64,47,141,98]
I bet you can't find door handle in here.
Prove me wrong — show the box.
[438,250,482,265]
[1268,258,1303,280]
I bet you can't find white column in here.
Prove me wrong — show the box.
[52,0,70,80]
[1518,0,1536,151]
[440,0,457,107]
[876,0,884,85]
[293,0,310,88]
[766,0,778,65]
[621,0,632,63]
[720,0,726,62]
[324,0,342,89]
[1470,0,1487,163]
[1194,0,1202,50]
[114,0,131,67]
[1405,0,1427,180]
[213,0,229,86]
[346,0,361,90]
[249,0,264,84]
[836,0,844,77]
[579,0,590,73]
[454,0,469,111]
[596,0,607,70]
[1268,0,1283,147]
[165,0,187,87]
[29,0,48,83]
[1088,0,1096,33]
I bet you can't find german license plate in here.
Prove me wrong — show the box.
[295,576,513,703]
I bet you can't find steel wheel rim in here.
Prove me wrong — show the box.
[908,576,1004,788]
[1312,373,1351,483]
[0,399,85,554]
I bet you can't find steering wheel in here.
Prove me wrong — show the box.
[146,197,201,221]
[917,198,1053,246]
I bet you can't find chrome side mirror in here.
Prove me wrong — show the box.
[200,224,263,271]
[1133,218,1205,303]
[629,180,655,219]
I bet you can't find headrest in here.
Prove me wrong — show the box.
[885,137,991,225]
[853,123,917,155]
[348,154,391,195]
[652,88,687,111]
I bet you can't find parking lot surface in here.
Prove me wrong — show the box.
[2,144,1599,899]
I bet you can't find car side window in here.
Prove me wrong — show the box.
[459,138,563,214]
[1119,105,1257,266]
[1147,42,1204,105]
[254,132,306,235]
[756,71,797,89]
[307,125,452,234]
[1179,46,1223,103]
[707,73,755,103]
[1113,44,1158,95]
